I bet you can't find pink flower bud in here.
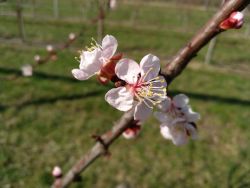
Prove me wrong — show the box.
[123,123,141,139]
[21,64,33,77]
[52,166,62,178]
[46,45,54,52]
[220,11,244,30]
[109,0,117,9]
[34,55,41,62]
[69,33,76,41]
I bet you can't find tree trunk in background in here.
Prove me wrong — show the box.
[204,0,227,64]
[97,0,105,43]
[243,8,250,38]
[32,0,36,17]
[53,0,58,19]
[204,37,217,64]
[16,0,25,42]
[204,0,210,9]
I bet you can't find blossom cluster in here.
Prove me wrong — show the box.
[72,35,200,146]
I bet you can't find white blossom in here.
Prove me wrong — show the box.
[105,54,167,121]
[155,94,200,146]
[72,35,118,81]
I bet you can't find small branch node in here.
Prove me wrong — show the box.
[91,134,110,155]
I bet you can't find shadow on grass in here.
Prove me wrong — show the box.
[1,67,250,112]
[170,90,250,107]
[0,66,77,83]
[0,90,105,112]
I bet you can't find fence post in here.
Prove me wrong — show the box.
[16,0,26,42]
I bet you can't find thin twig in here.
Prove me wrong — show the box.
[52,0,250,187]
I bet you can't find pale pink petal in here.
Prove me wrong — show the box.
[183,107,200,122]
[232,11,243,21]
[172,131,189,146]
[80,49,102,73]
[105,87,134,111]
[101,35,118,59]
[72,69,94,80]
[169,118,186,127]
[161,123,189,145]
[140,54,160,81]
[169,122,189,146]
[160,125,173,140]
[186,123,198,140]
[173,94,189,108]
[157,97,171,112]
[154,112,170,123]
[115,58,140,84]
[134,102,152,121]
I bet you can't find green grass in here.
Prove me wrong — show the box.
[1,1,250,188]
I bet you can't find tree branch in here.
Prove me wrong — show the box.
[53,109,135,188]
[161,0,250,84]
[52,0,250,187]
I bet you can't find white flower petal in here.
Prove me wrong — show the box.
[79,49,102,73]
[160,125,173,140]
[72,69,94,80]
[173,94,189,108]
[182,106,200,122]
[186,123,198,140]
[105,87,134,111]
[134,102,152,121]
[172,131,189,146]
[166,120,189,146]
[101,35,118,59]
[157,97,171,111]
[232,11,244,21]
[140,54,160,81]
[115,58,140,84]
[154,112,170,123]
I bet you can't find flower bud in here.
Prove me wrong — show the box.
[109,0,117,10]
[69,33,76,41]
[52,166,62,178]
[34,55,41,62]
[21,64,33,77]
[122,122,141,139]
[220,11,244,30]
[46,45,54,53]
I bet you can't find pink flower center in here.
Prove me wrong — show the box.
[126,71,166,108]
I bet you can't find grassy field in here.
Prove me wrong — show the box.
[0,1,250,188]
